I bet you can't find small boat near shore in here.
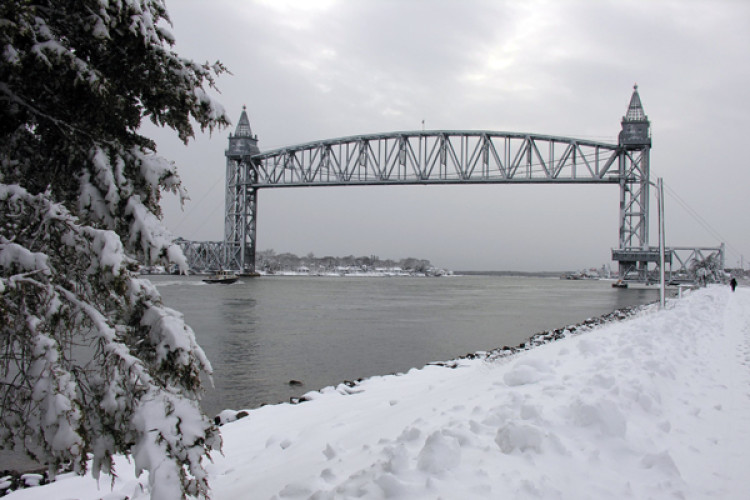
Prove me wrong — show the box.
[612,280,628,289]
[202,270,239,284]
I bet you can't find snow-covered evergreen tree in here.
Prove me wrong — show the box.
[0,1,229,498]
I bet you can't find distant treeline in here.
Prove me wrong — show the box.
[257,249,433,273]
[457,270,563,277]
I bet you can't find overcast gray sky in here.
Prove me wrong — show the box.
[148,0,750,271]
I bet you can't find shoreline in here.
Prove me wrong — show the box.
[1,300,650,488]
[222,301,649,419]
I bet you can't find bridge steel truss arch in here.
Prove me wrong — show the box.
[252,131,624,187]
[218,131,650,276]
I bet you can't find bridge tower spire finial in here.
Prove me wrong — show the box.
[227,107,260,155]
[619,84,650,147]
[234,105,255,138]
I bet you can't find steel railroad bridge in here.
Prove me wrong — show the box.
[178,87,723,282]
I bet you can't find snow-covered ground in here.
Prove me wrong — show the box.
[6,286,750,499]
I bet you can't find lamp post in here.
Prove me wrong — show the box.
[656,177,666,309]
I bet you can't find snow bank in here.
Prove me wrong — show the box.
[6,286,750,499]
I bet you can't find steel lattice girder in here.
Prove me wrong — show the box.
[618,148,650,251]
[250,131,624,187]
[670,246,725,275]
[176,240,224,271]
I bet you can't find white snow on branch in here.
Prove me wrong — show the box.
[2,182,217,493]
[0,240,50,274]
[78,147,188,270]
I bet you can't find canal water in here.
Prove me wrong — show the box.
[151,274,660,417]
[1,274,661,472]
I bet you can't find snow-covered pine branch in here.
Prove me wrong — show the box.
[1,0,230,498]
[80,146,190,270]
[0,186,219,498]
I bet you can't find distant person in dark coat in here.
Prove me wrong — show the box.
[730,277,737,292]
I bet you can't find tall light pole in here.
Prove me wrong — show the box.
[657,177,666,309]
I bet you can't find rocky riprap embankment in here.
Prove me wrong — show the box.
[215,303,647,415]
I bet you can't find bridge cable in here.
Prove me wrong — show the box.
[660,181,742,260]
[169,174,224,237]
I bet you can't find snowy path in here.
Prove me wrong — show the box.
[6,286,750,499]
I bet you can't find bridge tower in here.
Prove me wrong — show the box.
[224,106,260,274]
[612,85,656,280]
